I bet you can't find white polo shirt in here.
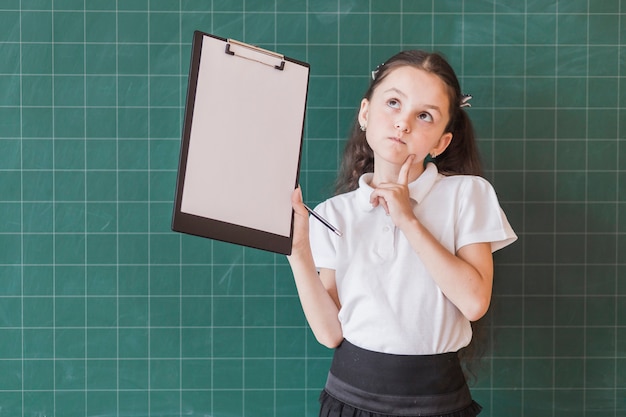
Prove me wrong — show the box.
[309,163,517,355]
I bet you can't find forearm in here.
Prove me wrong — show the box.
[287,250,343,348]
[399,217,493,321]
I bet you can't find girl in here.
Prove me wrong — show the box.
[288,50,517,417]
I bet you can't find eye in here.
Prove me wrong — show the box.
[418,112,433,123]
[387,99,400,109]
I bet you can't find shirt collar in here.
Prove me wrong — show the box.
[355,162,439,212]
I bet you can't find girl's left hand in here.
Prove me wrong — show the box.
[369,154,417,228]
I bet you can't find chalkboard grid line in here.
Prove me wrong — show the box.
[550,8,559,415]
[582,1,590,412]
[487,0,496,411]
[617,2,622,414]
[3,7,624,16]
[18,3,25,417]
[8,294,626,301]
[5,99,625,108]
[146,0,152,415]
[175,3,182,417]
[115,1,124,415]
[612,2,622,416]
[304,1,312,414]
[520,3,529,415]
[51,1,59,415]
[81,2,89,415]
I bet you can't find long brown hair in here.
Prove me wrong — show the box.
[335,50,483,195]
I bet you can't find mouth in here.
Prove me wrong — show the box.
[388,136,406,145]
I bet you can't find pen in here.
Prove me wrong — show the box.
[303,204,343,237]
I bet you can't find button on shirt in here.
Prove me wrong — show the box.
[309,163,517,355]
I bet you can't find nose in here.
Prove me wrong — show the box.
[394,120,410,133]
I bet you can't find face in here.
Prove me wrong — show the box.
[358,66,453,172]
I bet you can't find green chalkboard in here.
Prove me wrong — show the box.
[1,1,624,416]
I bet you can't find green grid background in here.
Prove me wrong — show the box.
[0,0,624,416]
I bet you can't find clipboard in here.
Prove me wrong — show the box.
[172,31,310,255]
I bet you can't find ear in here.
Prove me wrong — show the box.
[432,132,453,156]
[357,98,369,127]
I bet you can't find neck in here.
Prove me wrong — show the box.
[370,160,425,187]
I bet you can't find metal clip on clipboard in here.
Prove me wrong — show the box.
[224,39,286,71]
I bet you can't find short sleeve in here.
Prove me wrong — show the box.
[308,202,339,270]
[456,177,517,253]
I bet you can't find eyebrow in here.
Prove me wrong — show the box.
[383,87,444,114]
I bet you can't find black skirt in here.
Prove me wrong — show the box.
[319,339,482,417]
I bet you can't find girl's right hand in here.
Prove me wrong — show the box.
[289,186,311,257]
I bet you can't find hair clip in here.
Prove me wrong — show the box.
[460,94,472,108]
[371,63,384,80]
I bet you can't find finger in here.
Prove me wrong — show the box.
[291,187,308,215]
[369,188,385,206]
[292,186,302,204]
[379,197,389,215]
[398,154,416,185]
[369,191,389,214]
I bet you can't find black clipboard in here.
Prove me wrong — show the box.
[172,31,310,255]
